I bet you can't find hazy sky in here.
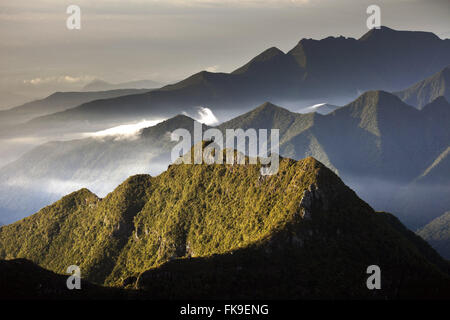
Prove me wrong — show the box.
[0,0,449,106]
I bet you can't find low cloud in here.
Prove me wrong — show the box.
[82,119,166,140]
[184,107,219,125]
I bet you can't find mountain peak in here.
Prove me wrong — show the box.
[249,101,296,118]
[255,101,285,112]
[359,26,396,40]
[429,95,449,104]
[256,46,284,58]
[356,90,405,106]
[141,114,201,137]
[440,65,450,78]
[359,26,440,42]
[231,47,286,75]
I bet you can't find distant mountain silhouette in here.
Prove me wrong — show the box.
[0,89,149,126]
[395,66,450,109]
[393,145,450,229]
[1,151,449,299]
[0,115,208,224]
[16,26,450,135]
[0,92,448,229]
[82,79,161,91]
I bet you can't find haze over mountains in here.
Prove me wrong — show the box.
[1,27,449,170]
[1,148,449,299]
[0,88,153,167]
[0,87,448,230]
[298,103,340,115]
[2,27,449,140]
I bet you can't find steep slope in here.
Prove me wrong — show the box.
[137,211,449,299]
[0,150,448,298]
[218,102,334,171]
[321,91,425,179]
[298,103,340,115]
[420,97,450,151]
[392,146,450,229]
[416,146,450,185]
[417,212,450,260]
[17,27,450,135]
[394,66,450,109]
[0,176,152,284]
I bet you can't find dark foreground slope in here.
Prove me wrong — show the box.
[394,66,450,109]
[0,149,449,299]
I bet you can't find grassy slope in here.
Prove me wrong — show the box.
[0,149,449,298]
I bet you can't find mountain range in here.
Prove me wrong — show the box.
[0,88,150,127]
[1,147,449,299]
[82,79,161,92]
[0,259,125,299]
[0,88,448,229]
[3,26,449,138]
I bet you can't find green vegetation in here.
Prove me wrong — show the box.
[0,146,449,298]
